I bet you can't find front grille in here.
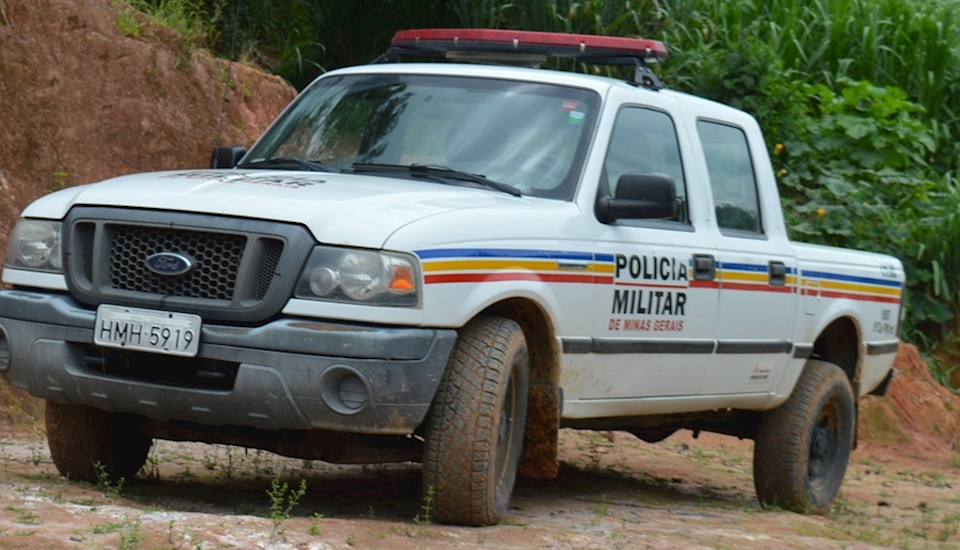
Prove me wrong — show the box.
[108,225,248,300]
[64,208,316,323]
[78,223,96,283]
[256,239,284,301]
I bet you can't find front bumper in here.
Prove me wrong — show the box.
[0,290,456,434]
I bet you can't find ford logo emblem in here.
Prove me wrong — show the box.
[145,252,194,276]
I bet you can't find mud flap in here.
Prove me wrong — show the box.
[519,384,562,479]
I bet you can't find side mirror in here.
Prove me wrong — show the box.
[210,146,247,169]
[596,173,677,223]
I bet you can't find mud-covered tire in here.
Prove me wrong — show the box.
[753,360,854,514]
[422,316,529,526]
[45,401,152,483]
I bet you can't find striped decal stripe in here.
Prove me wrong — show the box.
[418,248,616,286]
[425,273,613,284]
[416,248,903,303]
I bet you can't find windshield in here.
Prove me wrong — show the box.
[243,73,600,199]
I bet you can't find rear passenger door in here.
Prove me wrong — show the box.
[694,119,798,395]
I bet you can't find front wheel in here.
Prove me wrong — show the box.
[45,401,152,483]
[422,316,529,526]
[753,360,855,514]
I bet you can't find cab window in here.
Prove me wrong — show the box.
[602,107,688,225]
[697,121,763,235]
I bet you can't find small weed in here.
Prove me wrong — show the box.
[93,461,126,499]
[308,512,324,536]
[950,455,960,469]
[113,1,143,38]
[938,511,960,542]
[69,497,98,507]
[414,484,435,525]
[828,494,856,520]
[266,474,307,535]
[202,447,218,471]
[6,505,39,525]
[118,516,143,550]
[346,533,357,547]
[27,443,45,466]
[92,520,127,534]
[177,465,195,480]
[220,447,238,479]
[919,471,950,487]
[590,494,610,518]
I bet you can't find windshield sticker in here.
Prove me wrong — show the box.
[568,111,585,125]
[561,99,579,111]
[160,171,324,189]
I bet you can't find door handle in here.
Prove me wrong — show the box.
[693,254,715,281]
[769,261,787,287]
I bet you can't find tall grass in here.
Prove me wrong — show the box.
[655,0,960,162]
[126,0,219,48]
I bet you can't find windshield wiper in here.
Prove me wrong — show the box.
[351,163,521,197]
[240,156,341,173]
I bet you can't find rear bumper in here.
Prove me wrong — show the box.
[0,290,456,434]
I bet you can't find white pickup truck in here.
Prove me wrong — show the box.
[0,29,904,525]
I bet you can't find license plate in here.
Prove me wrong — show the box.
[94,305,202,357]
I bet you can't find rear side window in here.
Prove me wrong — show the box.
[697,121,762,235]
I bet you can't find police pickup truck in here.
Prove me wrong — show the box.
[0,29,904,526]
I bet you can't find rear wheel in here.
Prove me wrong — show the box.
[45,401,152,483]
[753,360,854,514]
[422,316,529,526]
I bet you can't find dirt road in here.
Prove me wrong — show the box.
[0,423,955,550]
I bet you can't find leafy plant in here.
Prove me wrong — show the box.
[93,461,126,499]
[266,474,307,535]
[414,484,435,525]
[118,516,143,550]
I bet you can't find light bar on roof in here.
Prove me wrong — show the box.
[391,28,668,63]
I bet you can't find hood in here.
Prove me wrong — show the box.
[22,169,524,248]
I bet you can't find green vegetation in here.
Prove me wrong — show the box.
[414,484,435,525]
[266,474,307,535]
[93,461,126,499]
[116,0,960,385]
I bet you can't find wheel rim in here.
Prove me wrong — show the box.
[807,399,840,489]
[494,360,521,491]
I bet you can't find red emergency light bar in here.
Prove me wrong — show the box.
[391,28,668,63]
[383,28,668,89]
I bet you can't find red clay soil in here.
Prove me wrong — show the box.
[0,0,296,261]
[859,344,960,460]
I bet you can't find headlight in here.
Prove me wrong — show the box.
[295,246,419,307]
[5,219,64,273]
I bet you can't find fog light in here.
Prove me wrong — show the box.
[320,365,371,415]
[337,375,367,410]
